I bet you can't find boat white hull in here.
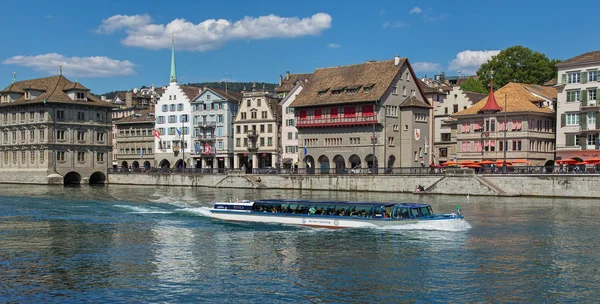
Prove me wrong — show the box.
[209,211,461,228]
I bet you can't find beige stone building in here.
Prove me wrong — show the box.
[0,75,115,184]
[290,56,433,173]
[233,84,281,171]
[114,108,155,170]
[452,82,556,165]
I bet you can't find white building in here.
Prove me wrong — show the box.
[153,38,196,168]
[556,50,600,160]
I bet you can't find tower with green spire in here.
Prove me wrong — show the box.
[170,34,177,83]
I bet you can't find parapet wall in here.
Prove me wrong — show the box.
[107,172,600,198]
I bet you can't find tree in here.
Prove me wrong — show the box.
[476,46,560,89]
[459,77,487,94]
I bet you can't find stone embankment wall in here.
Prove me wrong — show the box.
[107,172,600,198]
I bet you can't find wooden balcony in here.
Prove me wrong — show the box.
[295,115,377,128]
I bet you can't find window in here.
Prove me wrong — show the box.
[406,72,410,81]
[29,112,35,120]
[444,107,448,114]
[566,91,580,102]
[181,114,189,122]
[414,113,427,122]
[217,115,223,123]
[177,103,183,111]
[453,104,458,113]
[77,152,86,162]
[392,86,397,95]
[411,89,416,97]
[439,148,448,157]
[20,131,25,141]
[402,86,407,96]
[267,137,273,146]
[96,153,105,162]
[388,137,394,145]
[404,125,409,131]
[566,113,580,125]
[244,125,248,133]
[40,151,45,164]
[589,70,598,82]
[393,125,399,131]
[96,113,104,121]
[349,137,360,145]
[589,89,597,102]
[247,99,251,107]
[170,104,176,111]
[260,124,265,133]
[286,119,295,126]
[77,131,85,141]
[206,94,211,100]
[287,132,293,140]
[77,112,85,121]
[588,134,597,146]
[57,110,65,120]
[512,140,522,151]
[57,151,66,162]
[344,107,356,117]
[257,99,261,107]
[162,105,168,111]
[76,92,85,99]
[385,105,398,117]
[261,111,267,119]
[241,112,247,120]
[485,119,496,132]
[236,138,241,147]
[97,133,105,142]
[567,72,580,84]
[286,107,294,114]
[441,133,451,142]
[588,112,596,127]
[173,95,176,100]
[21,151,26,164]
[268,124,273,133]
[236,126,241,134]
[251,111,257,119]
[260,137,265,147]
[57,130,65,140]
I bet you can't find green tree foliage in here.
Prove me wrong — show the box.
[459,77,487,94]
[476,46,560,89]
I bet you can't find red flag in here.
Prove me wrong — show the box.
[153,128,161,139]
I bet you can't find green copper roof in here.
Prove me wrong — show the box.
[170,35,177,83]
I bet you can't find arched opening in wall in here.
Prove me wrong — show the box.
[89,172,106,185]
[121,161,129,169]
[174,159,184,169]
[365,154,378,169]
[159,159,171,168]
[143,161,151,169]
[132,161,140,168]
[303,155,315,174]
[333,155,345,174]
[318,155,330,174]
[64,171,82,185]
[386,155,396,174]
[349,154,361,173]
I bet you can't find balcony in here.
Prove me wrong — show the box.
[247,129,258,138]
[295,115,377,128]
[195,134,216,141]
[194,121,216,129]
[247,141,258,152]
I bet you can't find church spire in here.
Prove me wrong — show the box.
[170,34,177,83]
[478,69,502,113]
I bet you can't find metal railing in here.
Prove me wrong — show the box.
[108,165,600,175]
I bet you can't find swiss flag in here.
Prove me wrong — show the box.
[153,128,161,139]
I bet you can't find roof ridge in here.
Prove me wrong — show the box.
[315,59,399,71]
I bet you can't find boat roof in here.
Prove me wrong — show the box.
[253,199,430,208]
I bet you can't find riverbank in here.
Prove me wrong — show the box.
[106,171,600,198]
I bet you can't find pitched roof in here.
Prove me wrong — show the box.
[452,82,554,116]
[0,75,115,108]
[399,96,433,109]
[543,78,557,86]
[275,73,312,93]
[556,50,600,66]
[180,85,202,101]
[63,81,89,91]
[521,84,557,100]
[463,91,487,103]
[114,109,155,124]
[291,59,408,108]
[419,80,445,95]
[207,87,242,101]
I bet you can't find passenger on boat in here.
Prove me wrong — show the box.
[308,207,316,214]
[338,208,346,216]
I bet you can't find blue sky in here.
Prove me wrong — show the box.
[1,0,599,94]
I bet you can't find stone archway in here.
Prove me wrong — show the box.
[333,155,346,174]
[132,161,140,168]
[349,154,361,172]
[175,159,184,169]
[318,155,330,174]
[89,172,106,184]
[387,155,396,167]
[365,154,378,168]
[64,171,82,185]
[159,159,171,168]
[121,161,129,169]
[143,161,151,169]
[303,155,315,174]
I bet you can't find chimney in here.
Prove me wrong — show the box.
[394,55,401,66]
[279,75,283,86]
[285,71,290,80]
[101,95,106,101]
[125,91,133,108]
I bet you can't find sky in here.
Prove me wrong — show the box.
[1,0,599,94]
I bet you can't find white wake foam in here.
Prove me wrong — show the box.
[377,219,472,232]
[178,207,213,218]
[113,205,173,214]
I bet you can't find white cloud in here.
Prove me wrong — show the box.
[2,53,136,77]
[383,21,410,28]
[448,50,500,74]
[328,43,340,48]
[96,13,332,51]
[409,7,422,14]
[412,62,442,72]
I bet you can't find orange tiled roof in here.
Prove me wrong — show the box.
[452,82,555,116]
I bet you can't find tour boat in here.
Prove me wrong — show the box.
[208,199,464,228]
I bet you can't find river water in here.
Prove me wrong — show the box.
[0,184,599,303]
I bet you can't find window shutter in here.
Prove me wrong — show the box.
[597,112,600,130]
[566,134,574,146]
[581,90,588,106]
[597,88,600,102]
[581,72,588,84]
[561,73,567,84]
[561,113,566,127]
[581,113,587,130]
[579,136,587,150]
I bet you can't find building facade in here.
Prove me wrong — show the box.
[114,108,155,170]
[0,74,114,184]
[555,50,600,160]
[452,82,556,165]
[290,56,433,172]
[153,39,198,168]
[233,84,282,171]
[191,87,241,170]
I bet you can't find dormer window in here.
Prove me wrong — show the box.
[25,92,30,100]
[331,90,343,96]
[364,85,375,93]
[76,92,85,100]
[318,90,328,96]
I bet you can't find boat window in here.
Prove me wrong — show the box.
[394,207,410,218]
[352,206,372,217]
[384,206,393,218]
[326,206,337,215]
[419,206,431,217]
[287,204,300,213]
[410,208,420,218]
[315,205,328,215]
[373,206,384,217]
[335,206,350,216]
